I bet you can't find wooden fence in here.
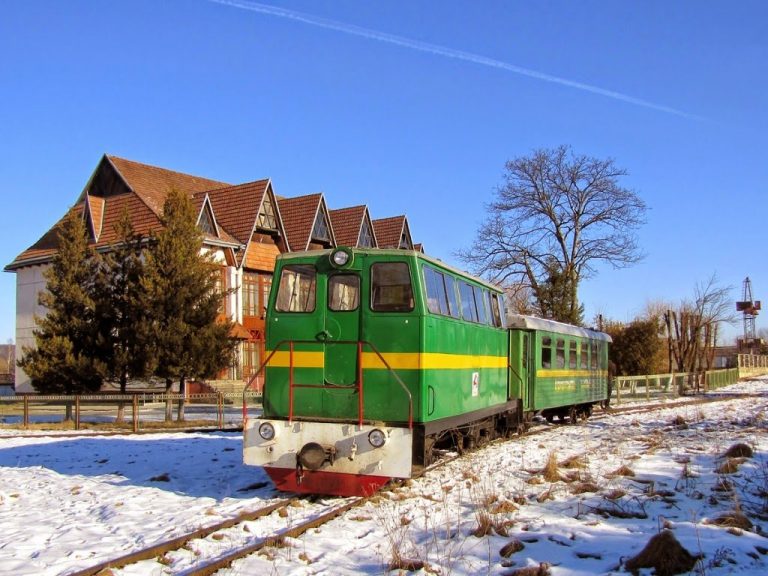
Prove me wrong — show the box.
[0,392,261,431]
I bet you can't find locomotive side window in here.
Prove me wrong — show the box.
[444,275,460,318]
[371,262,414,312]
[423,265,450,315]
[275,265,316,312]
[541,336,552,368]
[590,342,599,369]
[556,339,566,369]
[458,281,479,322]
[580,342,589,369]
[569,341,578,369]
[475,287,488,324]
[328,274,360,311]
[488,292,502,327]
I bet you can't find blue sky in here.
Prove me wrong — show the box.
[2,0,766,345]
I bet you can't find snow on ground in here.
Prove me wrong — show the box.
[1,380,767,576]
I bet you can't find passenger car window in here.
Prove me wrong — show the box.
[580,342,589,369]
[328,274,360,311]
[371,262,414,312]
[569,341,577,369]
[275,265,316,312]
[541,336,552,368]
[475,287,488,325]
[556,339,566,369]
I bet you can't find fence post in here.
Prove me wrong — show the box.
[217,393,224,429]
[645,375,650,401]
[75,396,81,431]
[23,395,29,428]
[132,394,139,433]
[615,378,620,404]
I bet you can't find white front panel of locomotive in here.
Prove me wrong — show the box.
[243,419,413,479]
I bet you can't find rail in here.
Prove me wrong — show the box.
[241,339,413,429]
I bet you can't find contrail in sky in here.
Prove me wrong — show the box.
[209,0,699,120]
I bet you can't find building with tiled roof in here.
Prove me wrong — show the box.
[372,215,414,250]
[329,205,377,248]
[6,155,418,393]
[277,194,336,252]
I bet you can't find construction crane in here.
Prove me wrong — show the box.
[736,276,761,352]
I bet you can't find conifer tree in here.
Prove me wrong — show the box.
[19,209,105,400]
[93,211,153,421]
[142,188,235,421]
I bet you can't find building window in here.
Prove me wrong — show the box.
[242,272,273,318]
[257,194,278,231]
[311,210,331,243]
[358,220,375,247]
[398,232,411,249]
[198,206,216,236]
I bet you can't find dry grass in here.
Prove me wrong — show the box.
[542,451,562,482]
[624,530,701,576]
[705,511,753,530]
[606,465,635,478]
[502,562,551,576]
[670,414,688,429]
[560,453,588,469]
[499,538,525,557]
[723,443,754,458]
[571,481,600,495]
[715,458,744,475]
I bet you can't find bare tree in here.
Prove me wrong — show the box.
[459,145,646,324]
[665,276,736,393]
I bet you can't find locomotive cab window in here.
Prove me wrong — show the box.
[371,262,414,312]
[275,265,316,312]
[328,274,360,311]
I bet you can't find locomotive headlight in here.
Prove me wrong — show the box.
[368,428,387,449]
[330,248,352,268]
[258,422,276,441]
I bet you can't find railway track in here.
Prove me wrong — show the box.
[57,391,762,575]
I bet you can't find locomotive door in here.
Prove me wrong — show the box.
[323,273,361,386]
[521,332,534,411]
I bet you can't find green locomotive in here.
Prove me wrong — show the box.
[243,247,611,496]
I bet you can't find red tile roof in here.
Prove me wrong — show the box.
[107,155,230,217]
[278,194,334,252]
[372,215,411,249]
[329,205,370,247]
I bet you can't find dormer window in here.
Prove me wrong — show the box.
[399,232,411,249]
[199,205,216,236]
[358,219,375,248]
[257,194,278,231]
[311,210,331,243]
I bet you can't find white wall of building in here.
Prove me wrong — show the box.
[14,265,48,393]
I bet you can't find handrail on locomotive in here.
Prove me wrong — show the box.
[242,339,413,429]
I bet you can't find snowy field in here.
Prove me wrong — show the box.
[1,380,767,575]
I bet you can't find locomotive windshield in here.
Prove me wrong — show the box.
[371,262,414,312]
[275,264,317,312]
[328,274,360,311]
